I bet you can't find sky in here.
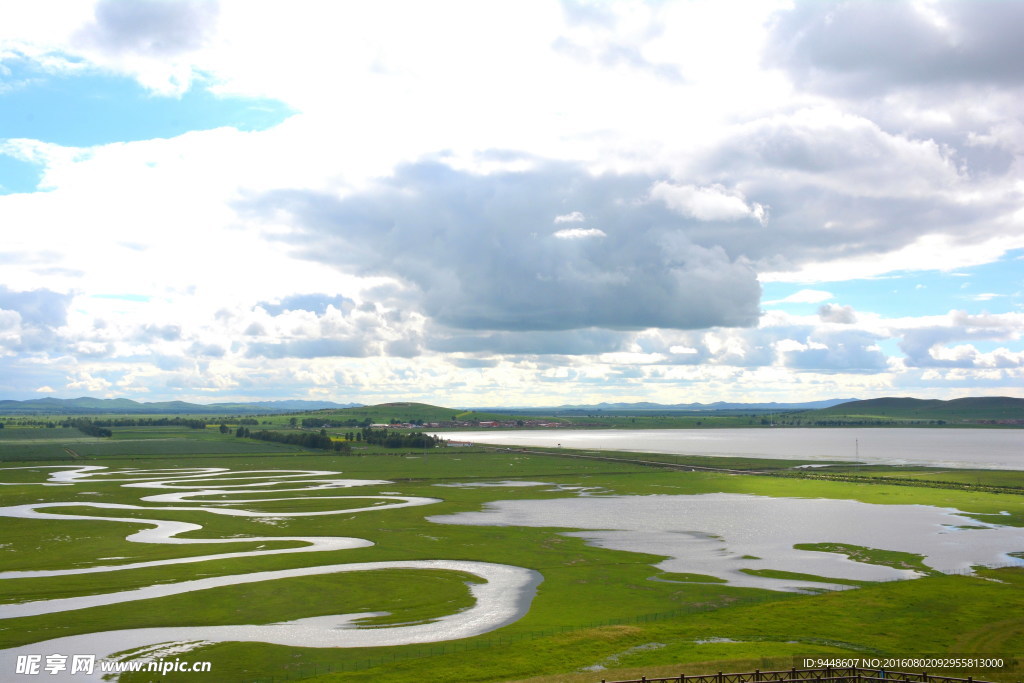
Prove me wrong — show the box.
[1,0,1022,407]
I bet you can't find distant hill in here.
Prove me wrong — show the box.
[7,395,1017,424]
[0,397,362,415]
[803,396,1024,423]
[300,402,519,424]
[0,396,860,418]
[0,398,518,422]
[211,400,364,412]
[469,399,859,414]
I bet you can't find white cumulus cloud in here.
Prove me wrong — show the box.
[650,182,767,224]
[553,227,606,240]
[554,211,586,223]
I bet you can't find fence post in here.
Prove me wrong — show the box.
[756,669,761,682]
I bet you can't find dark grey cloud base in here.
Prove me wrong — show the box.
[765,0,1024,95]
[241,161,763,333]
[76,0,220,57]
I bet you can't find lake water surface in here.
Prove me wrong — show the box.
[431,492,1024,591]
[435,427,1024,469]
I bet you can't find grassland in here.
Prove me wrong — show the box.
[1,422,1023,683]
[798,396,1024,426]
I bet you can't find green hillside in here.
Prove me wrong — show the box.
[804,396,1024,424]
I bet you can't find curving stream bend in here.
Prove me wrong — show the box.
[0,466,542,681]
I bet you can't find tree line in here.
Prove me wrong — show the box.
[358,427,440,449]
[235,427,350,452]
[298,417,372,428]
[61,417,207,429]
[64,419,112,438]
[234,426,441,451]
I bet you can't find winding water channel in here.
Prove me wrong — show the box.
[0,466,541,681]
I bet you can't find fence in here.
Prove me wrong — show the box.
[602,668,1002,683]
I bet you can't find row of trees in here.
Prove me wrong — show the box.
[65,417,207,429]
[235,425,440,451]
[216,419,264,433]
[359,428,440,449]
[299,417,372,429]
[235,427,350,452]
[63,419,112,438]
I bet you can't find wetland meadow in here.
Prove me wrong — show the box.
[1,414,1023,682]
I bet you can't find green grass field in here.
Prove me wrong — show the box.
[1,425,1023,683]
[822,467,1024,489]
[798,397,1024,426]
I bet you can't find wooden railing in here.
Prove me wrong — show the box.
[601,667,998,683]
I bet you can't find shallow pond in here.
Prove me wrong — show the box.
[431,493,1024,591]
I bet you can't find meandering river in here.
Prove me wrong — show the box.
[0,466,541,681]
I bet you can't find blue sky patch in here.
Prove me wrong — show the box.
[763,250,1024,318]
[0,63,293,148]
[0,154,43,194]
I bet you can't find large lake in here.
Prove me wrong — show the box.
[434,428,1024,469]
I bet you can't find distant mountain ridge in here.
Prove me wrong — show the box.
[0,396,858,416]
[489,398,859,412]
[0,397,363,415]
[4,396,1019,421]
